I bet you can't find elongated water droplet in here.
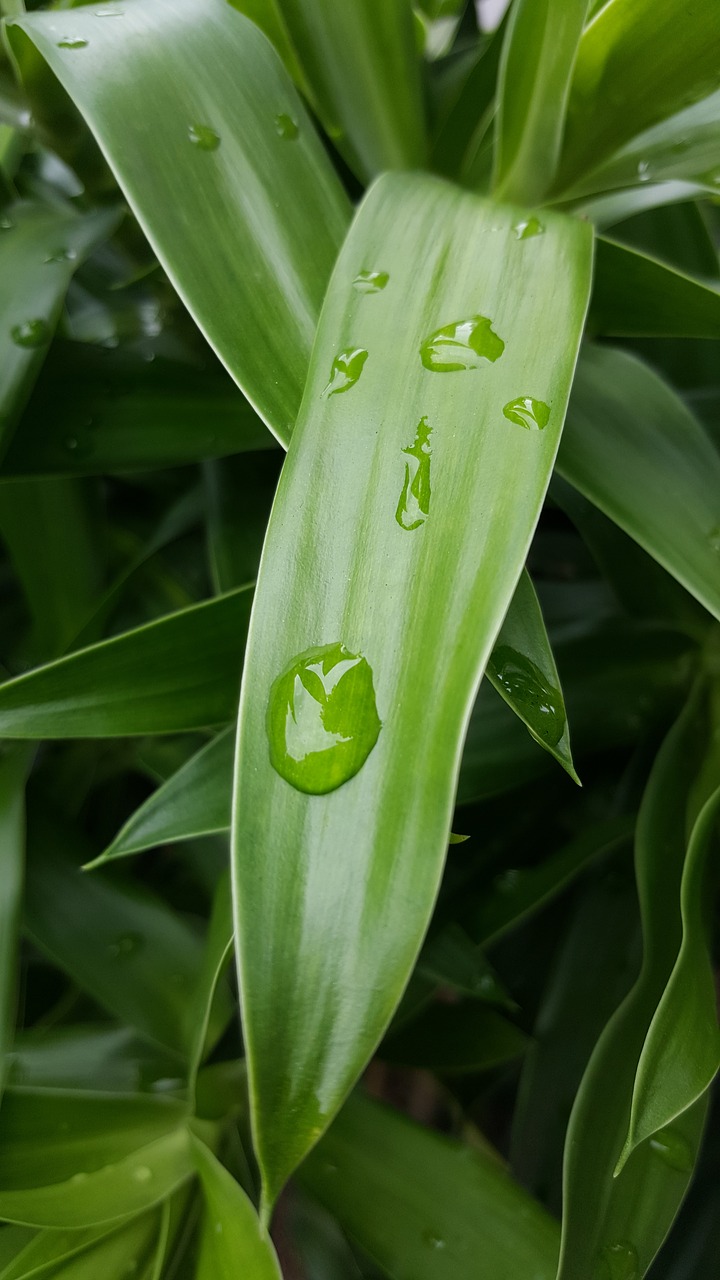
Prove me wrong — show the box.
[489,646,564,747]
[601,1241,639,1280]
[188,123,221,151]
[322,348,368,397]
[57,36,88,49]
[396,416,432,531]
[267,642,382,795]
[637,160,650,182]
[503,396,550,431]
[649,1127,693,1173]
[420,315,504,372]
[275,113,299,140]
[353,269,389,294]
[44,247,78,264]
[11,318,50,349]
[514,216,544,240]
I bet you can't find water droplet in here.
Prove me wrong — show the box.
[601,1241,639,1280]
[214,1222,223,1235]
[353,269,389,294]
[514,217,544,240]
[132,1166,152,1184]
[396,416,432,531]
[649,1127,694,1173]
[707,526,720,553]
[188,123,221,151]
[267,642,382,795]
[420,315,504,372]
[70,1172,88,1185]
[423,1231,446,1251]
[637,160,651,182]
[57,36,88,49]
[489,646,564,746]
[108,931,144,959]
[275,113,299,140]
[95,6,124,14]
[64,437,79,452]
[11,318,51,349]
[0,216,13,231]
[322,347,368,397]
[494,868,522,893]
[44,247,78,263]
[503,396,550,431]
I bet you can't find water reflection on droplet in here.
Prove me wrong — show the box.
[11,318,51,349]
[489,646,564,746]
[513,216,544,240]
[322,347,368,397]
[353,270,389,294]
[57,36,88,49]
[396,415,432,531]
[649,1127,693,1173]
[601,1241,639,1280]
[188,123,221,151]
[266,641,382,794]
[503,396,550,431]
[420,315,504,372]
[275,113,299,140]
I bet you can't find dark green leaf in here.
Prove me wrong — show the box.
[0,747,31,1100]
[590,238,720,338]
[381,1001,529,1074]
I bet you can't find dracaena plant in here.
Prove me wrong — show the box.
[0,0,719,1275]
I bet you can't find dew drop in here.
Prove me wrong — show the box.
[132,1166,152,1184]
[44,247,78,264]
[503,396,550,431]
[188,123,221,151]
[353,269,389,294]
[11,318,51,349]
[275,113,299,140]
[57,36,88,49]
[396,415,432,531]
[322,347,368,397]
[64,437,79,452]
[423,1231,446,1251]
[0,216,13,231]
[514,216,544,240]
[267,642,382,795]
[420,315,504,372]
[637,160,651,182]
[649,1127,694,1173]
[108,931,144,959]
[489,646,565,746]
[70,1172,88,1185]
[214,1222,223,1235]
[601,1241,639,1280]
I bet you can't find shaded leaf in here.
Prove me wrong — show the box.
[590,238,720,338]
[381,1002,529,1074]
[191,1137,281,1280]
[0,747,31,1100]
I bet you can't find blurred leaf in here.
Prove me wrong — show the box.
[187,875,234,1096]
[430,27,503,179]
[8,0,350,443]
[418,922,516,1008]
[0,1214,157,1280]
[205,454,280,593]
[589,238,720,337]
[191,1137,281,1280]
[381,1001,529,1074]
[0,746,31,1101]
[604,201,719,278]
[8,1026,182,1095]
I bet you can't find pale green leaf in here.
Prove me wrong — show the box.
[191,1138,281,1280]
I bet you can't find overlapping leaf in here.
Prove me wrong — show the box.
[192,1138,281,1280]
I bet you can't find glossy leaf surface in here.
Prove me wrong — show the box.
[192,1138,281,1280]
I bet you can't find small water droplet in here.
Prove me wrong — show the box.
[353,269,389,294]
[514,216,544,240]
[57,36,88,49]
[649,1127,694,1173]
[0,216,13,231]
[423,1231,446,1251]
[322,347,368,397]
[132,1166,152,1184]
[601,1241,639,1280]
[64,437,79,452]
[503,396,550,431]
[44,247,78,263]
[274,113,299,140]
[707,526,720,553]
[70,1172,88,1185]
[108,931,144,959]
[95,6,124,14]
[11,318,51,349]
[267,642,382,795]
[396,416,432,531]
[420,315,504,372]
[214,1222,223,1235]
[489,646,564,746]
[188,123,221,151]
[637,160,651,182]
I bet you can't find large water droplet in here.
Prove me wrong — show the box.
[275,113,299,140]
[267,642,382,795]
[489,646,564,746]
[514,216,544,240]
[108,931,144,959]
[11,318,50,349]
[420,315,504,372]
[188,123,221,151]
[353,269,389,294]
[322,348,368,397]
[649,1127,694,1173]
[503,396,550,431]
[601,1241,639,1280]
[57,36,88,49]
[396,415,432,531]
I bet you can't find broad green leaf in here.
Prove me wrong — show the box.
[0,203,119,460]
[557,695,711,1280]
[0,746,31,1100]
[557,0,720,192]
[275,0,426,180]
[0,587,252,738]
[380,1002,529,1074]
[558,346,720,623]
[191,1138,281,1280]
[574,182,713,231]
[300,1093,560,1279]
[589,238,720,338]
[492,0,588,204]
[0,1215,157,1280]
[8,0,351,443]
[7,1026,182,1095]
[232,171,592,1208]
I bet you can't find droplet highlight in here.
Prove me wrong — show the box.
[0,216,13,231]
[188,123,221,151]
[396,416,432,532]
[322,348,368,397]
[649,1127,694,1174]
[44,248,78,264]
[637,160,650,182]
[503,396,550,431]
[267,641,382,795]
[275,113,299,140]
[601,1241,639,1280]
[353,270,389,294]
[57,36,88,49]
[420,315,504,372]
[488,646,564,747]
[11,318,51,349]
[514,216,544,240]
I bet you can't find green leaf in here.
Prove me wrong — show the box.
[381,1002,529,1074]
[0,202,119,460]
[0,1215,157,1280]
[187,875,234,1097]
[300,1093,560,1279]
[417,923,516,1008]
[589,238,720,337]
[608,201,720,279]
[492,0,588,204]
[558,345,720,622]
[232,171,593,1209]
[191,1137,281,1280]
[7,1026,182,1094]
[8,0,351,443]
[0,747,31,1100]
[0,588,253,738]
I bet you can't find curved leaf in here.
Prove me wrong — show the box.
[191,1138,281,1280]
[590,238,720,338]
[0,1214,158,1280]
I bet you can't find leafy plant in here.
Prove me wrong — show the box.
[0,0,719,1276]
